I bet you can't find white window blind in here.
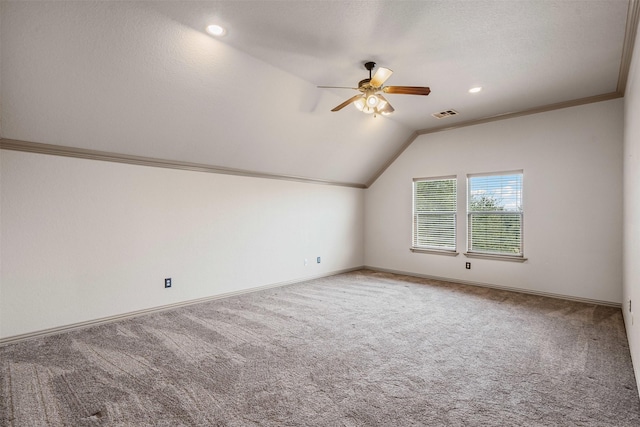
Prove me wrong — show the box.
[413,177,457,251]
[467,172,523,256]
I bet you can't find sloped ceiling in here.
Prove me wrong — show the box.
[0,1,637,187]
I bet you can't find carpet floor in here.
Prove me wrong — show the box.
[1,270,639,426]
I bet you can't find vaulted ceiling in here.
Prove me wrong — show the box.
[1,1,637,186]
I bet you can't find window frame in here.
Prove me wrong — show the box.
[411,175,459,256]
[465,170,526,262]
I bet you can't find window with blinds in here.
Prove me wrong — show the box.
[467,172,523,257]
[412,177,457,252]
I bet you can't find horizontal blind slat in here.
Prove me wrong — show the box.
[468,172,523,256]
[413,178,457,250]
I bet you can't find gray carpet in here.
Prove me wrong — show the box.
[1,270,638,426]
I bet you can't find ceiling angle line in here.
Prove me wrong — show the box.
[365,131,419,188]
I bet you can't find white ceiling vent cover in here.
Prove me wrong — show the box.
[432,109,459,119]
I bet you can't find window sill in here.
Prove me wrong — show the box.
[463,252,528,262]
[410,247,459,256]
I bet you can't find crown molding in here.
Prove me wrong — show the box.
[415,92,623,137]
[619,0,640,94]
[365,0,640,188]
[365,92,622,187]
[2,2,638,192]
[0,138,366,189]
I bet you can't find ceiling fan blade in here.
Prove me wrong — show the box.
[383,86,431,95]
[331,94,363,112]
[317,86,359,90]
[370,67,393,88]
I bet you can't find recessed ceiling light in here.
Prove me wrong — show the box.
[469,86,482,93]
[206,24,226,37]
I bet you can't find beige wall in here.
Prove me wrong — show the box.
[623,15,640,395]
[0,151,364,339]
[365,99,624,304]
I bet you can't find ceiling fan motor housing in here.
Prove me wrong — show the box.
[358,79,372,91]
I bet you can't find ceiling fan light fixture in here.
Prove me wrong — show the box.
[366,94,379,107]
[206,24,227,37]
[375,94,394,116]
[378,103,394,116]
[322,61,429,116]
[362,105,375,114]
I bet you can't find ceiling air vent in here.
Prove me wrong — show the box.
[432,109,459,119]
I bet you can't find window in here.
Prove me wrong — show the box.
[412,177,457,253]
[467,172,523,258]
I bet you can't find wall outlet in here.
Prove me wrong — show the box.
[304,258,308,266]
[165,278,172,288]
[317,257,321,264]
[465,262,471,269]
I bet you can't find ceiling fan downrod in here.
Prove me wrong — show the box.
[364,61,376,79]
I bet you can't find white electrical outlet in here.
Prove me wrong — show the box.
[304,259,308,266]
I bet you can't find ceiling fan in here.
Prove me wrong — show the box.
[318,61,431,116]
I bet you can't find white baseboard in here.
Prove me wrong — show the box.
[2,265,621,346]
[0,267,363,346]
[363,266,622,308]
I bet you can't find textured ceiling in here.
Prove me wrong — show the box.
[0,1,634,186]
[146,0,631,130]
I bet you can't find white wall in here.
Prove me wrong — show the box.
[365,99,623,304]
[0,151,364,339]
[623,17,640,392]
